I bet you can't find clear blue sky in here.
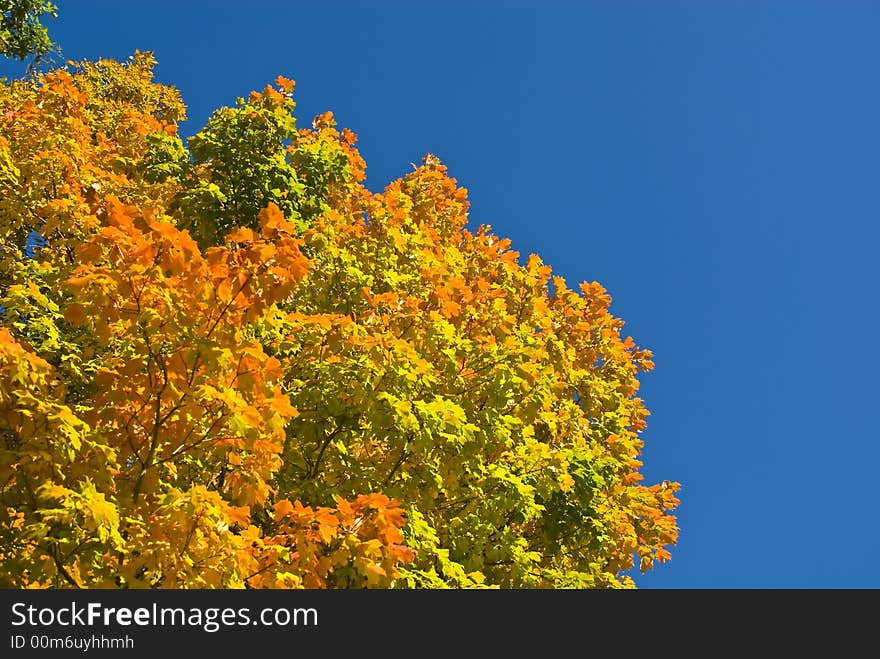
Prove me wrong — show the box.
[4,1,878,588]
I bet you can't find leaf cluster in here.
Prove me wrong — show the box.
[0,55,678,588]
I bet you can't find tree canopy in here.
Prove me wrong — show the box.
[0,53,679,588]
[0,0,56,61]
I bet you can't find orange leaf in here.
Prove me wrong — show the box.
[64,303,88,327]
[273,499,294,522]
[275,76,296,92]
[226,506,251,526]
[270,392,299,419]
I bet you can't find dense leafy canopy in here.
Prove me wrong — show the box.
[0,53,679,588]
[0,0,56,61]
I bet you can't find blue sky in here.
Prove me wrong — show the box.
[3,1,878,588]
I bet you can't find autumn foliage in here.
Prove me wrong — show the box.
[0,53,679,588]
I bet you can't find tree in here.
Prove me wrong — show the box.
[0,54,679,589]
[0,0,56,62]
